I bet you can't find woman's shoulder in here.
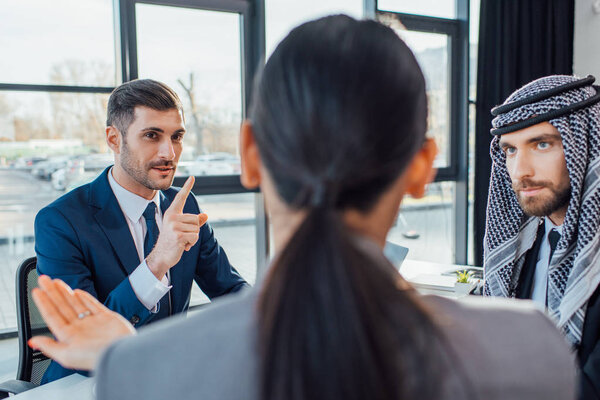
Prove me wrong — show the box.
[420,295,577,400]
[96,288,260,400]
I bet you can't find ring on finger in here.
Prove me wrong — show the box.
[77,310,92,320]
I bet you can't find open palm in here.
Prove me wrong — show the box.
[29,276,136,371]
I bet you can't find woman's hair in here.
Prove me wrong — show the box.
[252,15,440,400]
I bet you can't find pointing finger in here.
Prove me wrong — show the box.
[168,176,195,214]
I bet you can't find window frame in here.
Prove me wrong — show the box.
[366,0,470,264]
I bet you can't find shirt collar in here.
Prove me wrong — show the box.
[544,217,563,236]
[108,167,161,223]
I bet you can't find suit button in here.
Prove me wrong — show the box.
[130,315,140,325]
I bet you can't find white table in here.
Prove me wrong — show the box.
[400,259,482,298]
[384,242,481,297]
[12,373,94,400]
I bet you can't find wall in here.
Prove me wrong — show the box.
[573,0,600,77]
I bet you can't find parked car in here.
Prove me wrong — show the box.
[12,156,47,170]
[51,159,85,191]
[31,156,70,180]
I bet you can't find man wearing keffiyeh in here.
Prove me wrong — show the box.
[484,75,600,399]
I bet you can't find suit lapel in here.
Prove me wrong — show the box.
[159,191,171,214]
[89,167,141,276]
[515,222,545,299]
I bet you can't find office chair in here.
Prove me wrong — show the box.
[0,257,52,398]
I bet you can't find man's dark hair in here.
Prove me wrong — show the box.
[106,79,184,135]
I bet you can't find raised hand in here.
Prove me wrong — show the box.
[28,275,136,371]
[146,176,208,279]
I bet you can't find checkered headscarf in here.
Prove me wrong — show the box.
[484,75,600,345]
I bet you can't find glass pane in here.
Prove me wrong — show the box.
[392,29,450,168]
[0,91,111,165]
[0,0,116,86]
[136,4,242,174]
[388,181,455,264]
[0,91,112,331]
[189,193,257,306]
[265,0,363,56]
[378,0,455,19]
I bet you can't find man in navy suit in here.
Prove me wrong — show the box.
[34,79,248,382]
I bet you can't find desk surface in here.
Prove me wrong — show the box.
[385,241,481,296]
[400,259,481,298]
[12,374,94,400]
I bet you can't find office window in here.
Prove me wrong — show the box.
[0,90,111,230]
[132,0,263,294]
[377,0,455,19]
[265,0,363,55]
[189,192,257,306]
[396,30,450,168]
[0,0,116,87]
[388,182,455,263]
[136,4,243,168]
[0,91,110,154]
[0,0,263,333]
[376,0,470,264]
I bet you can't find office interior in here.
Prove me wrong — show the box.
[0,0,598,397]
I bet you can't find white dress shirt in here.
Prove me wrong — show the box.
[108,168,171,311]
[531,217,562,309]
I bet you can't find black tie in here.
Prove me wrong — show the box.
[143,202,170,319]
[143,202,159,258]
[548,229,561,264]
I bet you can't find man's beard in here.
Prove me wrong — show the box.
[120,143,175,191]
[512,178,571,217]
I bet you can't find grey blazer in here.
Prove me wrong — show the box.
[96,287,576,400]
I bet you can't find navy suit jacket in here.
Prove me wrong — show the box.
[515,223,600,399]
[34,167,248,382]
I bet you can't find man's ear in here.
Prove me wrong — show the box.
[404,138,438,198]
[240,120,261,189]
[106,126,121,154]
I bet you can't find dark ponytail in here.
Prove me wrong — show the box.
[252,15,443,400]
[258,208,443,400]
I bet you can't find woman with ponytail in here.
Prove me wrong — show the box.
[30,15,575,400]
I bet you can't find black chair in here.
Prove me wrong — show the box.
[0,257,53,398]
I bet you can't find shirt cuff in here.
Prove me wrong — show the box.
[129,260,172,312]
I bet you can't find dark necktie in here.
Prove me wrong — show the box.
[143,202,159,259]
[143,202,170,319]
[548,229,561,264]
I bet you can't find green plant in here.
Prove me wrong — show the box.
[455,270,473,284]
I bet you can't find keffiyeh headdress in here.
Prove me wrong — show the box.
[484,75,600,345]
